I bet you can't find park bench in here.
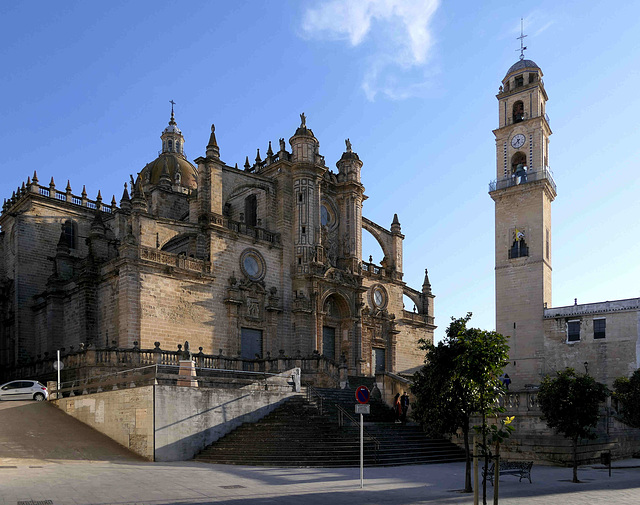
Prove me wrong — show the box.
[483,460,533,485]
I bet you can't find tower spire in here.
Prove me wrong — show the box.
[169,100,176,124]
[206,124,220,159]
[161,101,185,156]
[517,18,528,60]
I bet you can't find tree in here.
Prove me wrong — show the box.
[411,313,510,499]
[613,369,640,428]
[537,368,608,483]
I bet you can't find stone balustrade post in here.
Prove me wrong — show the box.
[277,349,286,372]
[132,341,140,365]
[153,341,162,365]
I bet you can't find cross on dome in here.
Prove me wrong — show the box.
[517,18,528,61]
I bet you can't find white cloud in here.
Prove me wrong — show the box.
[301,0,440,101]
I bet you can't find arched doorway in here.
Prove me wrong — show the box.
[321,293,351,362]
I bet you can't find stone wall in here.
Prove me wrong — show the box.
[138,268,216,352]
[52,380,298,462]
[54,385,155,460]
[454,390,640,465]
[543,300,640,386]
[154,385,296,461]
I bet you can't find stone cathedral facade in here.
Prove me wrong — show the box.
[0,111,435,377]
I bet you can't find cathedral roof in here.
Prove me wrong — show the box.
[504,59,540,80]
[140,153,197,190]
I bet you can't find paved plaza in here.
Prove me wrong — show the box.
[1,457,639,505]
[1,401,639,505]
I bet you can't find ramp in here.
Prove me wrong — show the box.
[0,400,142,464]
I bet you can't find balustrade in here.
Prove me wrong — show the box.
[3,343,340,387]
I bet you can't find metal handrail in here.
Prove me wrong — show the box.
[306,383,324,414]
[488,167,556,193]
[335,404,380,450]
[306,383,380,462]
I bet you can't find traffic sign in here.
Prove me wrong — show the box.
[355,385,370,404]
[355,404,370,415]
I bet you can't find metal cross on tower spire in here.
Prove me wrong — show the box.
[517,18,527,60]
[169,100,176,116]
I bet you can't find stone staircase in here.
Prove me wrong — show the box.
[194,383,466,467]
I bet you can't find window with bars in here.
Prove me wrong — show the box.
[567,320,581,342]
[594,318,606,339]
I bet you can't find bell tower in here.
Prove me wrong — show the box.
[490,45,556,385]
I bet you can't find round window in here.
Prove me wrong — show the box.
[371,285,387,309]
[320,199,339,230]
[240,249,266,281]
[321,205,330,226]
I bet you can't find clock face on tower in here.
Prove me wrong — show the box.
[511,133,526,149]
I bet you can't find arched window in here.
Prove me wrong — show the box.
[244,194,257,227]
[62,220,77,249]
[511,152,527,174]
[168,139,173,152]
[509,238,529,259]
[175,140,180,153]
[513,101,524,123]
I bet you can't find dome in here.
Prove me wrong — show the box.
[340,150,360,161]
[139,153,198,190]
[163,123,182,135]
[504,59,540,80]
[294,125,316,138]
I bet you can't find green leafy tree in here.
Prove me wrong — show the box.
[538,368,608,483]
[411,313,510,498]
[613,369,640,428]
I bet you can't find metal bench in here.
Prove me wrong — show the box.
[483,460,533,485]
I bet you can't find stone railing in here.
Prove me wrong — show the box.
[2,175,116,215]
[401,310,435,326]
[496,390,541,413]
[3,343,341,388]
[49,364,300,399]
[226,219,281,244]
[139,246,211,274]
[360,261,403,281]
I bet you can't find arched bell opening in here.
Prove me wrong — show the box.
[511,152,527,174]
[512,100,525,123]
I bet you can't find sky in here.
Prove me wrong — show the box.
[2,1,640,342]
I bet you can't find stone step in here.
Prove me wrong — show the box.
[194,388,465,467]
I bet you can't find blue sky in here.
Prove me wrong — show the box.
[2,1,639,341]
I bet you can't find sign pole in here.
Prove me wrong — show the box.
[360,412,364,488]
[57,349,61,399]
[354,385,370,490]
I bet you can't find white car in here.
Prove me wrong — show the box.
[0,380,49,401]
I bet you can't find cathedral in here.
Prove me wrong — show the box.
[0,110,435,377]
[490,56,639,387]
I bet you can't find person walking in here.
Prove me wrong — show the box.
[401,391,410,424]
[393,393,402,423]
